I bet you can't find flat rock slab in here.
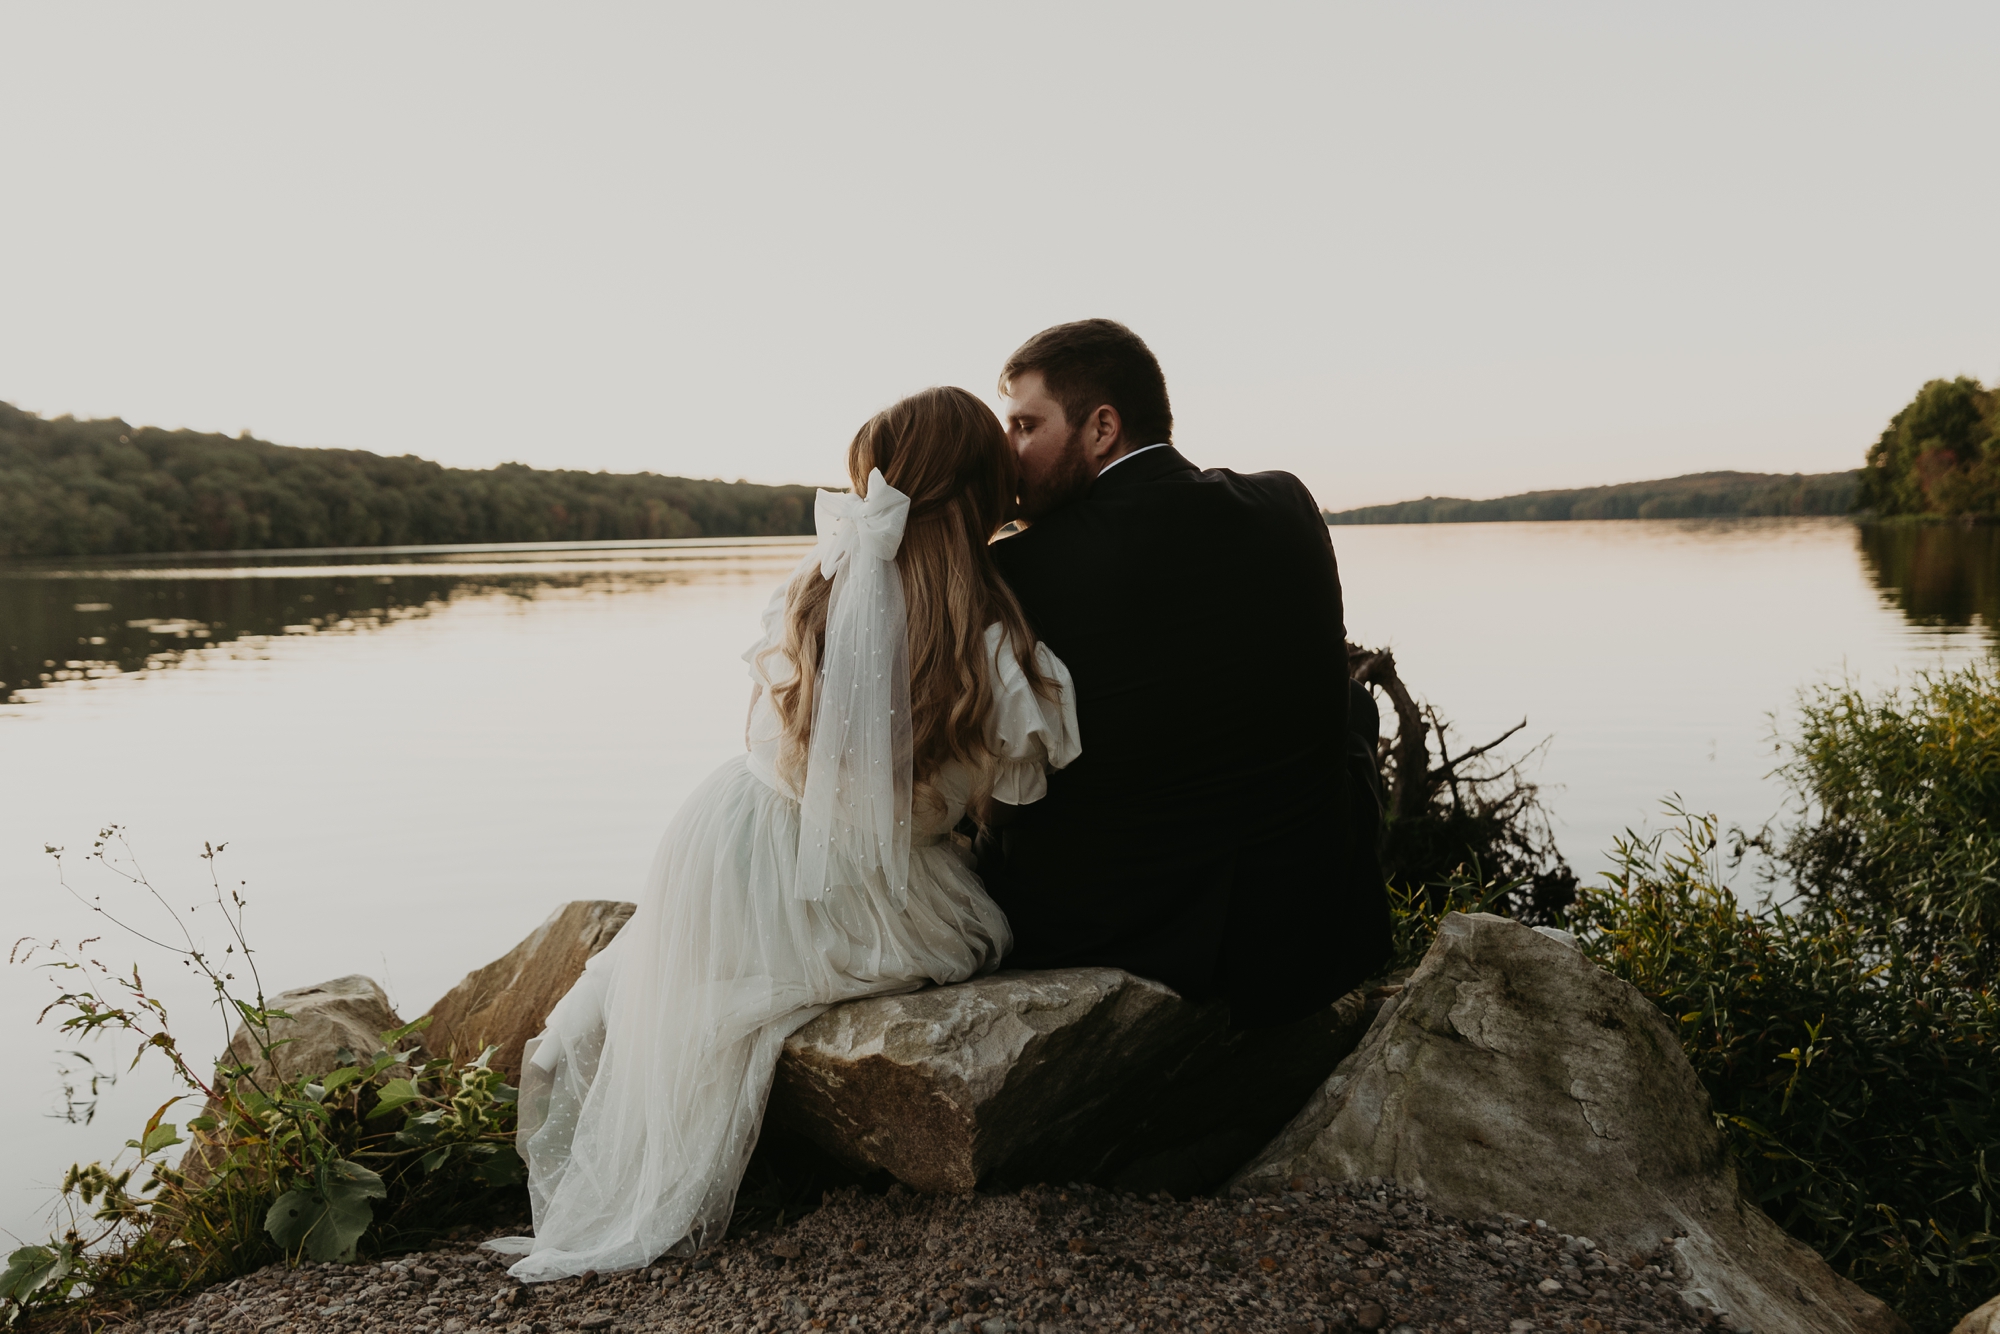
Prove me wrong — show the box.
[424,901,1370,1196]
[768,967,1371,1196]
[1234,911,1907,1334]
[423,899,635,1080]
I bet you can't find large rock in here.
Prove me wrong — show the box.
[432,901,1370,1196]
[218,974,407,1088]
[423,900,635,1080]
[1233,912,1907,1334]
[1956,1296,2000,1334]
[767,968,1373,1196]
[182,975,408,1185]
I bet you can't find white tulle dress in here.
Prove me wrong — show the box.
[488,551,1079,1281]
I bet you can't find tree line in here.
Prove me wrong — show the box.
[1325,469,1858,525]
[0,402,818,558]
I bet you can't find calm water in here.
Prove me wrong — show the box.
[1,518,1993,1244]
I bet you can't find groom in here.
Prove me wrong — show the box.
[977,319,1390,1029]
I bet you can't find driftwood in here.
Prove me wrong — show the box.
[1345,640,1574,917]
[1346,643,1427,824]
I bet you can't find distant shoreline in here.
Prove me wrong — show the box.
[1325,469,1858,525]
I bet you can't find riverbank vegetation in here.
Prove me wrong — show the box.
[1367,659,2000,1333]
[1325,469,1858,525]
[1588,665,2000,1332]
[3,836,525,1328]
[0,403,816,558]
[1858,376,2000,518]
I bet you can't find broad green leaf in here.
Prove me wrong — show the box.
[364,1078,419,1120]
[379,1015,433,1045]
[471,1142,525,1188]
[264,1160,385,1263]
[394,1120,441,1147]
[0,1242,74,1304]
[135,1122,184,1156]
[318,1067,364,1094]
[126,1096,187,1157]
[418,1147,448,1174]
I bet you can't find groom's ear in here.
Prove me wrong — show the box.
[1081,403,1126,468]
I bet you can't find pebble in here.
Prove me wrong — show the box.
[117,1178,1722,1332]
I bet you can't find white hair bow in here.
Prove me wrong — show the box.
[793,469,914,909]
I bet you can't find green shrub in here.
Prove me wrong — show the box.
[1562,666,2000,1334]
[1767,666,2000,988]
[1857,376,2000,517]
[4,833,524,1328]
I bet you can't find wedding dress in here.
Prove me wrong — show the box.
[487,473,1078,1281]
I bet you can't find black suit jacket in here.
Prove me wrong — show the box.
[979,446,1390,1027]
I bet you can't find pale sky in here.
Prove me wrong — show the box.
[3,3,1996,509]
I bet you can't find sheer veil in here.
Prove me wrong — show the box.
[792,469,914,910]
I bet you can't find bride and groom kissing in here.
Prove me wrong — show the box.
[489,318,1393,1280]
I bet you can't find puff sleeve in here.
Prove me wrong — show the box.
[986,622,1082,806]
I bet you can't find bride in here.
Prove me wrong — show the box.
[488,386,1080,1281]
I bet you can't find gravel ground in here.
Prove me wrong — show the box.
[127,1178,1718,1334]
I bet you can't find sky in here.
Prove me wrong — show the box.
[3,3,1997,509]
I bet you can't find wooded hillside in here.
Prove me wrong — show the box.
[1325,469,1858,525]
[0,403,817,557]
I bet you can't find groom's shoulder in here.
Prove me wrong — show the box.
[1185,462,1325,527]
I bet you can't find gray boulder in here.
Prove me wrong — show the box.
[218,974,407,1090]
[768,967,1372,1196]
[182,974,408,1185]
[1233,911,1907,1334]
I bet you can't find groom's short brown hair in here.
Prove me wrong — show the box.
[1002,319,1173,447]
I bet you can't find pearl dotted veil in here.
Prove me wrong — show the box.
[793,469,913,912]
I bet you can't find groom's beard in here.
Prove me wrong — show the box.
[1016,426,1094,521]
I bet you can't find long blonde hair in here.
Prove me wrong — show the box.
[764,386,1046,799]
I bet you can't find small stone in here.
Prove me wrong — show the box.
[579,1316,614,1331]
[1537,1277,1564,1294]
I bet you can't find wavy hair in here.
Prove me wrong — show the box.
[763,386,1047,802]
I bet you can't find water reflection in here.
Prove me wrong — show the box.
[0,537,811,706]
[1858,523,2000,637]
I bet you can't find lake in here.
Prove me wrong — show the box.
[1,517,1993,1246]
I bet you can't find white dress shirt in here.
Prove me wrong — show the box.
[1095,442,1172,479]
